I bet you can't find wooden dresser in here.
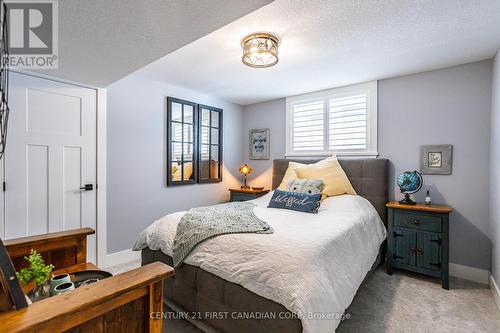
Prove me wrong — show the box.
[386,201,453,289]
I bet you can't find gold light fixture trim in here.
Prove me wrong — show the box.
[241,32,280,68]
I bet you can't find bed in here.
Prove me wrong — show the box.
[138,158,389,333]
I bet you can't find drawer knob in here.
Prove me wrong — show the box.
[411,218,420,225]
[410,247,423,254]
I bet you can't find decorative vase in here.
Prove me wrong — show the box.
[28,282,50,302]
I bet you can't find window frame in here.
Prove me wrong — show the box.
[166,96,199,186]
[285,81,378,158]
[166,97,223,186]
[197,104,223,184]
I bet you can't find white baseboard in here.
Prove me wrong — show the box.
[449,263,489,284]
[489,274,500,311]
[101,248,141,269]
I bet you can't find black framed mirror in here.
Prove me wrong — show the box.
[166,97,198,186]
[198,104,223,183]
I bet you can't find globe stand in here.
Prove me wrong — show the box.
[399,193,416,205]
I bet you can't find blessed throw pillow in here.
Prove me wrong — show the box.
[278,161,306,190]
[268,189,321,213]
[295,155,356,197]
[286,179,325,195]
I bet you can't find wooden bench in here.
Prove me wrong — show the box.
[0,228,174,333]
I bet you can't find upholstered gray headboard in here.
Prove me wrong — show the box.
[272,159,389,226]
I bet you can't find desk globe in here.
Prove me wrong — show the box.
[396,170,423,205]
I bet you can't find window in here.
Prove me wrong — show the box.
[167,97,198,185]
[198,104,223,183]
[166,97,223,186]
[286,81,377,157]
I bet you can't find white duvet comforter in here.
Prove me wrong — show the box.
[134,192,386,332]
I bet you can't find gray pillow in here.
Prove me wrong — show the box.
[286,179,325,195]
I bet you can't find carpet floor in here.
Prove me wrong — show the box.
[108,261,500,332]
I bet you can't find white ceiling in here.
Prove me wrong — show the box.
[136,0,500,105]
[35,0,273,86]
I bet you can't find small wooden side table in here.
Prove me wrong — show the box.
[229,188,270,202]
[386,201,453,289]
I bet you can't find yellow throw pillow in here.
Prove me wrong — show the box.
[171,163,178,174]
[183,162,193,180]
[278,161,306,190]
[172,162,193,181]
[172,166,181,181]
[295,156,356,197]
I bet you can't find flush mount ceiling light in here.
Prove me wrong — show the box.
[241,32,279,68]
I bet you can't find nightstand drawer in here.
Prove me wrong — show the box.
[231,193,249,202]
[394,212,442,233]
[229,189,270,202]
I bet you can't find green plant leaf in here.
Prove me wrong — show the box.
[15,249,54,286]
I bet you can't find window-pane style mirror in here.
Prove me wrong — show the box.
[198,105,223,183]
[167,97,198,186]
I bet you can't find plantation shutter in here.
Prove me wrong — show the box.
[328,94,367,151]
[291,100,325,151]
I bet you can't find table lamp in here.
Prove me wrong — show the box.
[239,164,253,189]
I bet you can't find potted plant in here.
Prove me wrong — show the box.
[16,249,55,301]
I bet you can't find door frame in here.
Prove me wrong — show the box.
[4,70,107,267]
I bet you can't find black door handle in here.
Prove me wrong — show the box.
[80,184,94,191]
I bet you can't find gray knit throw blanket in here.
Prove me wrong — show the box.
[173,202,273,267]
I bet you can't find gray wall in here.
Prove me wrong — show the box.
[242,60,493,270]
[106,75,243,254]
[491,49,500,281]
[242,98,286,189]
[379,60,492,270]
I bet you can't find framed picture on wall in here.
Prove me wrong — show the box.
[249,128,270,160]
[420,144,453,175]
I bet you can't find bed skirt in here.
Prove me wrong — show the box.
[141,247,384,333]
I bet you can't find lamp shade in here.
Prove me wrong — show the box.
[241,32,279,68]
[239,164,253,175]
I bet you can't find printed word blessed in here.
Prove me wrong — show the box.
[272,194,314,207]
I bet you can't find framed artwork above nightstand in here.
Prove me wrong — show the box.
[229,188,269,202]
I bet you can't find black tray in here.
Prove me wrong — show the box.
[71,270,113,288]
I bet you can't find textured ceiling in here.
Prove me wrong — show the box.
[136,0,500,105]
[35,0,273,86]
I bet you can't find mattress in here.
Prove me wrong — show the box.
[142,246,383,333]
[135,193,387,332]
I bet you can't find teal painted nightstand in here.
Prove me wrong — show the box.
[386,201,453,289]
[229,188,269,202]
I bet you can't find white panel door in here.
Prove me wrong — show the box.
[3,72,97,263]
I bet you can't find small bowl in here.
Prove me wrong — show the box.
[81,278,100,286]
[53,281,75,295]
[50,273,71,296]
[252,186,264,191]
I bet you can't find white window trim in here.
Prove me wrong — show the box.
[285,81,378,158]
